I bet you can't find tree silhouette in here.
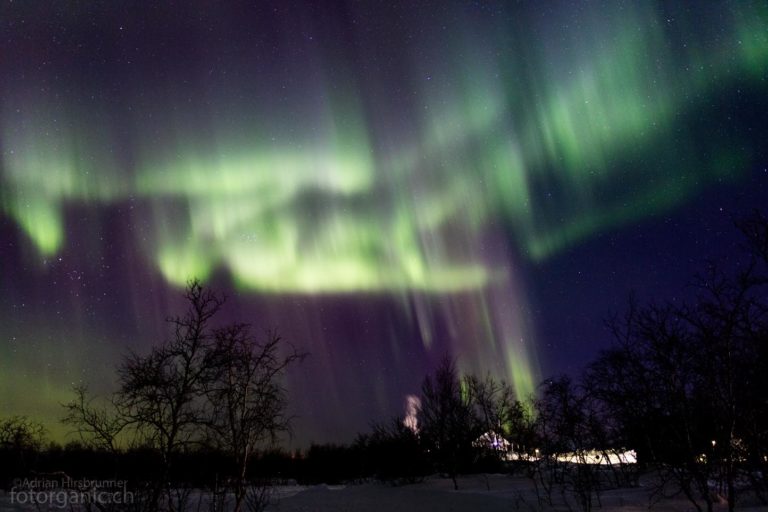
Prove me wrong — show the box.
[61,279,305,512]
[62,384,126,453]
[418,357,480,490]
[205,326,305,512]
[115,280,222,509]
[585,213,768,512]
[0,416,46,487]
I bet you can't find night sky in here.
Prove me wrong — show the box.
[1,0,767,446]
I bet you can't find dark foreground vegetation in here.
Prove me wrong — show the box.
[1,213,767,512]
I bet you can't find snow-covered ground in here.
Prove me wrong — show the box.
[265,474,767,512]
[2,474,766,511]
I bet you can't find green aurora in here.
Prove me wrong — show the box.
[1,1,767,427]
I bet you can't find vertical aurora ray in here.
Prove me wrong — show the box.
[2,3,764,284]
[0,0,766,437]
[409,0,768,261]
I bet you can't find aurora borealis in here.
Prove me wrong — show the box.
[1,1,767,444]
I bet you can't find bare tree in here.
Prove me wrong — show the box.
[117,279,223,456]
[204,325,305,512]
[0,416,46,484]
[465,373,536,454]
[737,210,768,265]
[583,212,768,512]
[532,376,607,512]
[0,415,46,451]
[419,357,480,490]
[588,301,718,512]
[62,384,126,453]
[59,279,307,512]
[466,374,515,440]
[114,279,224,511]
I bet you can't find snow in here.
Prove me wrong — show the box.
[262,474,766,512]
[2,474,765,511]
